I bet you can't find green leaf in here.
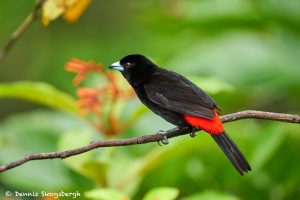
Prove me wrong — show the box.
[0,81,79,115]
[136,136,205,177]
[85,188,131,200]
[183,190,239,200]
[0,111,83,190]
[142,187,179,200]
[57,128,111,185]
[107,152,142,195]
[110,138,198,195]
[250,124,286,171]
[57,129,94,175]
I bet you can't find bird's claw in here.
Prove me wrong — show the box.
[156,130,169,145]
[190,127,196,138]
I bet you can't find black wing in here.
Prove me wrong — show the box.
[144,69,219,119]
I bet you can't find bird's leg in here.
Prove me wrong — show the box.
[156,130,169,145]
[189,127,196,138]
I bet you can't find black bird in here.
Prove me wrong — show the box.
[109,54,251,175]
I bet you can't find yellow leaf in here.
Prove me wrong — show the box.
[63,0,91,23]
[41,0,65,26]
[41,0,90,26]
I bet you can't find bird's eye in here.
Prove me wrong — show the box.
[125,62,131,68]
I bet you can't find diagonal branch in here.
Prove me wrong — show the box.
[0,0,46,62]
[0,110,299,173]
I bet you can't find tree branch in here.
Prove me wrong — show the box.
[0,110,299,173]
[0,0,46,62]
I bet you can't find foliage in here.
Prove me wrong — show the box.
[0,0,299,200]
[0,81,79,115]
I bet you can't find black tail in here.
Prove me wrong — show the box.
[211,131,251,175]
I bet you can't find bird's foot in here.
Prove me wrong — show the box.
[189,127,197,138]
[156,130,169,145]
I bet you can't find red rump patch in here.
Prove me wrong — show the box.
[184,109,224,135]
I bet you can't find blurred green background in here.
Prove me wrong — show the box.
[0,0,299,199]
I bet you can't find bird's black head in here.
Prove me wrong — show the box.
[109,54,157,86]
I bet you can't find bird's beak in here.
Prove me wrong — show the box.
[109,61,124,71]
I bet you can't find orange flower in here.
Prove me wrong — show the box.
[65,58,137,136]
[77,88,101,115]
[65,59,104,85]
